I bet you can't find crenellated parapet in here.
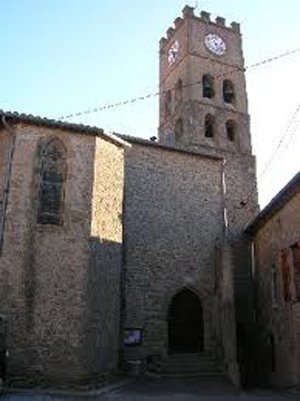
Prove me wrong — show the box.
[182,5,194,17]
[231,22,240,33]
[200,11,210,23]
[166,27,175,39]
[215,16,226,26]
[159,5,240,51]
[174,17,183,29]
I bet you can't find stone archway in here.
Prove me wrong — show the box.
[168,289,204,353]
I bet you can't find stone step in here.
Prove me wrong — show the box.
[160,353,223,378]
[161,370,224,378]
[165,353,216,360]
[163,354,218,364]
[163,362,221,371]
[163,359,219,366]
[162,360,220,366]
[162,366,223,373]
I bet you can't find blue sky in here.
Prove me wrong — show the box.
[1,1,300,207]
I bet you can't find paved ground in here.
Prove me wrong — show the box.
[2,377,299,401]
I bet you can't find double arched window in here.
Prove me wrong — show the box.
[202,74,214,99]
[37,138,67,225]
[201,75,235,104]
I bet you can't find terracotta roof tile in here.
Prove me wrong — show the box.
[0,110,130,148]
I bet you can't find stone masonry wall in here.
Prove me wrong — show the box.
[123,142,225,361]
[0,128,10,196]
[155,141,257,237]
[219,244,240,386]
[159,8,249,153]
[0,122,124,384]
[84,137,124,376]
[254,192,300,387]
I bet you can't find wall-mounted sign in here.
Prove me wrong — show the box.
[124,328,143,346]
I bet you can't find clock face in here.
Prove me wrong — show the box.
[205,34,226,56]
[168,41,179,65]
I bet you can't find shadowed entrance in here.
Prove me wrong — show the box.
[168,289,204,353]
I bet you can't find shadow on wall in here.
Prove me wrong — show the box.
[231,237,256,388]
[84,237,123,381]
[0,129,124,387]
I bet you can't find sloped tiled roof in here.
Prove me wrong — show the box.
[0,110,130,148]
[117,133,223,161]
[246,171,300,235]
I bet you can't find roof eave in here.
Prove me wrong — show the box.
[0,110,131,148]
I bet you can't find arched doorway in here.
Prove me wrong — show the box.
[168,289,204,353]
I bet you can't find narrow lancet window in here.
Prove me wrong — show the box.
[164,90,172,119]
[175,79,183,106]
[205,114,215,138]
[223,80,235,104]
[175,118,183,140]
[202,74,214,99]
[37,138,67,225]
[226,120,236,141]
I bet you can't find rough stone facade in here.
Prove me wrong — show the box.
[120,135,255,385]
[122,141,224,360]
[0,119,126,384]
[159,7,248,152]
[247,176,300,388]
[0,5,260,389]
[158,6,258,235]
[155,5,258,383]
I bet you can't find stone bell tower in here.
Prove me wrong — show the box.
[157,6,258,385]
[158,5,251,156]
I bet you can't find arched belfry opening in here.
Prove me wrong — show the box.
[168,289,204,353]
[223,80,235,104]
[202,74,214,99]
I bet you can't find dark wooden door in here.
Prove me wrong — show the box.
[168,289,204,353]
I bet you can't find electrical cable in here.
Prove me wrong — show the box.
[236,102,300,215]
[58,46,300,121]
[56,45,300,234]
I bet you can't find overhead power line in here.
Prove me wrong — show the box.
[56,44,300,234]
[236,102,300,231]
[226,100,300,237]
[259,104,300,180]
[58,46,300,121]
[246,47,300,69]
[239,101,300,207]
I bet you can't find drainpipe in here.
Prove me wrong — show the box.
[221,158,228,239]
[0,116,17,251]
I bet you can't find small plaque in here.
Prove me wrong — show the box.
[124,328,143,346]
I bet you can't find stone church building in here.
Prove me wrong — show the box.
[2,5,296,389]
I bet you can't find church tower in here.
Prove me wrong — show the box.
[159,5,251,156]
[158,5,258,237]
[157,7,258,384]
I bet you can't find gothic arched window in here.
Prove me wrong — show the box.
[175,118,183,140]
[204,114,215,138]
[226,120,236,141]
[37,138,67,225]
[164,89,172,119]
[202,74,214,99]
[223,80,235,104]
[175,79,183,106]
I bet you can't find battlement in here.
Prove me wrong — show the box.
[160,5,240,51]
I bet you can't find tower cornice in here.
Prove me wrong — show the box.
[160,5,241,54]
